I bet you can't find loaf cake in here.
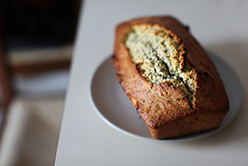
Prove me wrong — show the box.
[113,16,229,139]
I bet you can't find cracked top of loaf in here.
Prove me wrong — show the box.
[125,24,196,107]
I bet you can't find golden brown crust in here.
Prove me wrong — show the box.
[113,16,229,139]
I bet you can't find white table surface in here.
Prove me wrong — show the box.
[55,0,248,165]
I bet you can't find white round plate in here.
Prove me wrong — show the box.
[90,52,242,142]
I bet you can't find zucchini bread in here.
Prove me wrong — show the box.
[113,16,229,139]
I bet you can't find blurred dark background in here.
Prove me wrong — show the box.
[0,0,81,49]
